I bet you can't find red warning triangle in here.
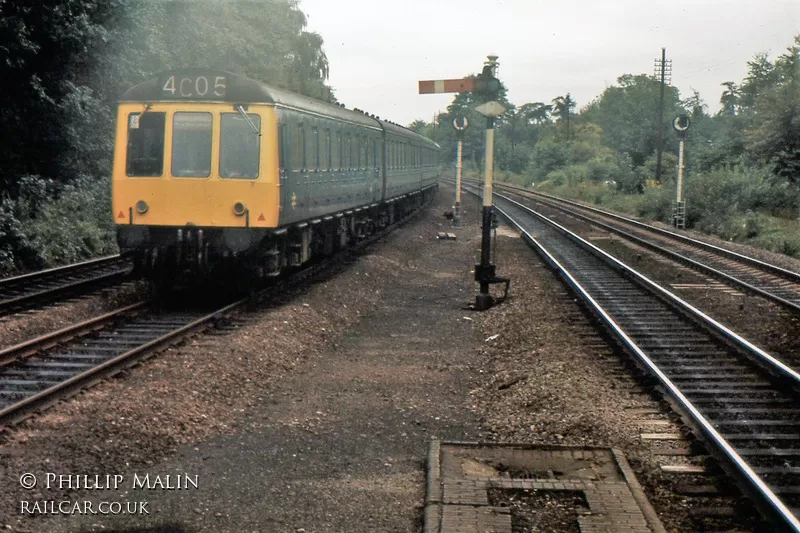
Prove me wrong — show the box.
[257,213,265,221]
[117,211,125,219]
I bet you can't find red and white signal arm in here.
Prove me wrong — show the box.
[418,78,476,94]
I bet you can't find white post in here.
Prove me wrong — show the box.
[677,138,685,203]
[456,139,463,204]
[483,126,494,208]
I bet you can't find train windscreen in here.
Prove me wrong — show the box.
[171,112,212,177]
[220,113,261,179]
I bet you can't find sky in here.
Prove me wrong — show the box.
[300,0,799,126]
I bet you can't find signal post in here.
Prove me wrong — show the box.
[419,55,510,310]
[672,114,690,229]
[452,116,468,225]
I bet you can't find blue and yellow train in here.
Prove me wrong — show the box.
[112,69,441,283]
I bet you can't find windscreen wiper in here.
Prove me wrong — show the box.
[235,104,261,136]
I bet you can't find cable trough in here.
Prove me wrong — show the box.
[494,182,800,313]
[0,254,133,316]
[463,184,800,531]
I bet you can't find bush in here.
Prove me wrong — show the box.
[0,175,118,275]
[21,175,118,267]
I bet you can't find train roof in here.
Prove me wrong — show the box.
[121,69,439,149]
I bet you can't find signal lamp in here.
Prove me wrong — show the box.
[233,202,247,216]
[135,200,149,214]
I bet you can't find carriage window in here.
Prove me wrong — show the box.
[359,136,366,170]
[126,112,166,176]
[350,133,357,170]
[288,124,304,171]
[333,131,341,169]
[220,113,261,179]
[309,127,319,170]
[321,129,331,170]
[171,112,212,177]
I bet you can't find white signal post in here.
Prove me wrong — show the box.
[672,115,690,229]
[452,116,469,225]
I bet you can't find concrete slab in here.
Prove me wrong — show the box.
[425,440,667,533]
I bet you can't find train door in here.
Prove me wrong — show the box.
[371,136,380,202]
[307,124,319,217]
[378,132,389,200]
[280,114,308,224]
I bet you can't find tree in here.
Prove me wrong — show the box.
[0,0,113,189]
[582,74,683,168]
[745,36,800,182]
[519,102,552,126]
[551,93,575,140]
[720,82,740,116]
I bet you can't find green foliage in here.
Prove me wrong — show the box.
[743,36,800,182]
[582,74,683,166]
[684,166,800,230]
[529,138,571,177]
[0,0,333,273]
[0,175,117,275]
[20,175,118,267]
[413,34,800,260]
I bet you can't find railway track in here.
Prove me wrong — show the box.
[476,181,800,314]
[0,301,220,426]
[0,191,432,428]
[464,184,800,531]
[0,254,133,316]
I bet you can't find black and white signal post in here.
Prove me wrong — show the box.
[472,56,509,310]
[452,116,468,225]
[419,55,510,310]
[672,114,690,229]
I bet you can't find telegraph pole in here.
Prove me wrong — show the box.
[654,48,672,182]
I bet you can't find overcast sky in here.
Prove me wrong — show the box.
[300,0,799,126]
